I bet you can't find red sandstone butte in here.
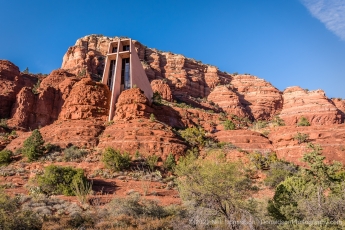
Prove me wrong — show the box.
[280,86,342,126]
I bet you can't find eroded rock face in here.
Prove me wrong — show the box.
[207,85,248,117]
[113,88,153,121]
[99,88,187,159]
[230,75,283,120]
[280,87,342,126]
[98,120,188,160]
[0,60,37,118]
[269,125,345,165]
[331,98,345,121]
[59,78,110,120]
[8,70,110,130]
[40,120,104,148]
[151,79,172,102]
[61,35,146,81]
[214,130,272,152]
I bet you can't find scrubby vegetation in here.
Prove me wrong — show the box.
[36,165,88,196]
[297,116,311,126]
[0,149,12,166]
[223,119,236,130]
[102,147,131,171]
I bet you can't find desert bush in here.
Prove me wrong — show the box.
[63,145,88,161]
[146,155,159,171]
[72,179,93,205]
[179,126,207,147]
[37,165,87,196]
[149,113,156,122]
[252,120,268,130]
[163,153,176,171]
[294,132,309,144]
[264,161,298,188]
[223,119,236,130]
[297,116,310,126]
[0,189,42,230]
[22,129,45,162]
[175,151,259,229]
[0,119,8,128]
[102,147,131,171]
[0,149,12,166]
[152,91,162,104]
[272,115,285,126]
[249,151,278,170]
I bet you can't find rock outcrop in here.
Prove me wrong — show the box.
[214,130,273,152]
[151,79,172,101]
[280,87,342,126]
[207,85,248,117]
[230,75,283,120]
[0,60,37,118]
[98,88,188,159]
[269,125,345,165]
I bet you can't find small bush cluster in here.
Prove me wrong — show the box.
[179,126,208,147]
[37,165,88,196]
[0,149,12,166]
[264,161,298,188]
[102,147,131,171]
[223,119,236,130]
[163,153,176,171]
[297,116,310,126]
[249,151,278,170]
[0,119,8,128]
[146,155,159,171]
[63,145,88,162]
[294,132,309,144]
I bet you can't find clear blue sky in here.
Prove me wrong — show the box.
[1,0,344,98]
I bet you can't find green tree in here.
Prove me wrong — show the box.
[293,132,309,144]
[22,129,45,162]
[268,144,345,226]
[175,152,258,229]
[179,126,207,147]
[223,119,236,130]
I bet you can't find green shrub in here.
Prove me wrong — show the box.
[63,145,88,161]
[0,149,12,166]
[149,113,156,122]
[297,116,310,126]
[264,161,298,188]
[179,126,207,147]
[102,147,131,171]
[293,132,309,144]
[32,80,41,94]
[0,189,42,230]
[252,120,268,130]
[146,155,159,171]
[163,153,176,171]
[152,91,162,104]
[272,115,285,126]
[223,119,236,130]
[0,119,8,128]
[37,165,87,196]
[249,152,278,170]
[22,129,45,162]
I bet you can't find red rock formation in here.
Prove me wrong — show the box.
[230,75,283,120]
[269,125,345,165]
[59,78,110,120]
[0,60,37,118]
[207,85,248,117]
[151,79,172,101]
[40,120,104,148]
[98,88,188,159]
[331,98,345,121]
[61,35,146,81]
[112,88,153,121]
[280,86,341,126]
[214,130,272,152]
